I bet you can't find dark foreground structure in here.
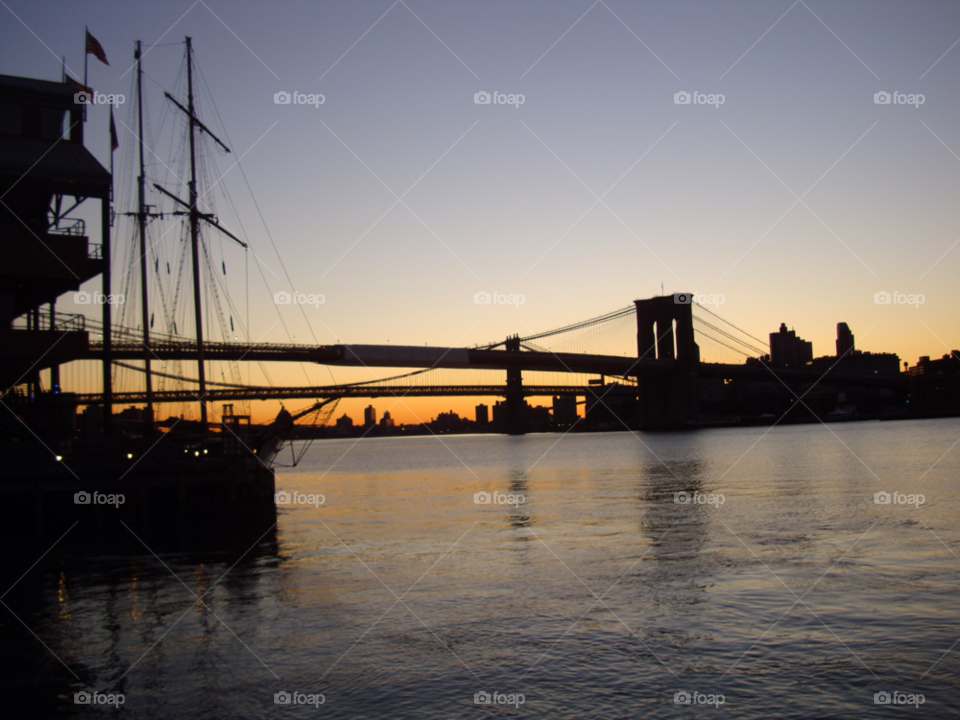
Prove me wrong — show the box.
[0,70,277,558]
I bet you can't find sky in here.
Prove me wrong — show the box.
[2,0,960,424]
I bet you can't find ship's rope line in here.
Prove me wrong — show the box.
[195,59,333,389]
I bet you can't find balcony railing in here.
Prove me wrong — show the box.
[47,217,86,237]
[12,312,86,332]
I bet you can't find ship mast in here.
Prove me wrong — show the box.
[185,36,207,428]
[157,37,246,430]
[135,40,154,434]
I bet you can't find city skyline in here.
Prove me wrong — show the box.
[4,5,960,718]
[2,1,959,424]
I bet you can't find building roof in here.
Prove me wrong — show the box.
[0,73,76,101]
[0,135,110,189]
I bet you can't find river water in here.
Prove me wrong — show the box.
[5,419,960,718]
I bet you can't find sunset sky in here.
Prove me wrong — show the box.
[3,0,959,424]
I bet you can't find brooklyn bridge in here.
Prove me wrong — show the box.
[58,295,906,433]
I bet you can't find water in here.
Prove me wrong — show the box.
[4,419,960,718]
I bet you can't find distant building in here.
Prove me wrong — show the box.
[526,404,552,428]
[79,404,103,439]
[552,395,578,427]
[379,411,395,427]
[584,383,638,429]
[432,411,467,432]
[475,404,489,427]
[335,413,354,428]
[116,406,144,422]
[810,323,900,377]
[769,323,813,369]
[364,405,377,426]
[908,352,960,376]
[492,400,508,425]
[836,322,855,356]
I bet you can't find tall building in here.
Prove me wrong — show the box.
[552,395,578,427]
[769,323,813,369]
[836,322,855,357]
[364,405,377,426]
[335,413,353,428]
[379,410,395,427]
[475,404,488,427]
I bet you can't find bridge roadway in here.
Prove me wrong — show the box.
[89,340,668,376]
[88,340,907,388]
[73,384,601,406]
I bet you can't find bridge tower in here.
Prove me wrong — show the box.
[504,334,525,435]
[634,296,700,429]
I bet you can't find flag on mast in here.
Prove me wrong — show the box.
[86,30,109,65]
[110,106,118,151]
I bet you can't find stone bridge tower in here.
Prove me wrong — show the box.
[634,295,701,429]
